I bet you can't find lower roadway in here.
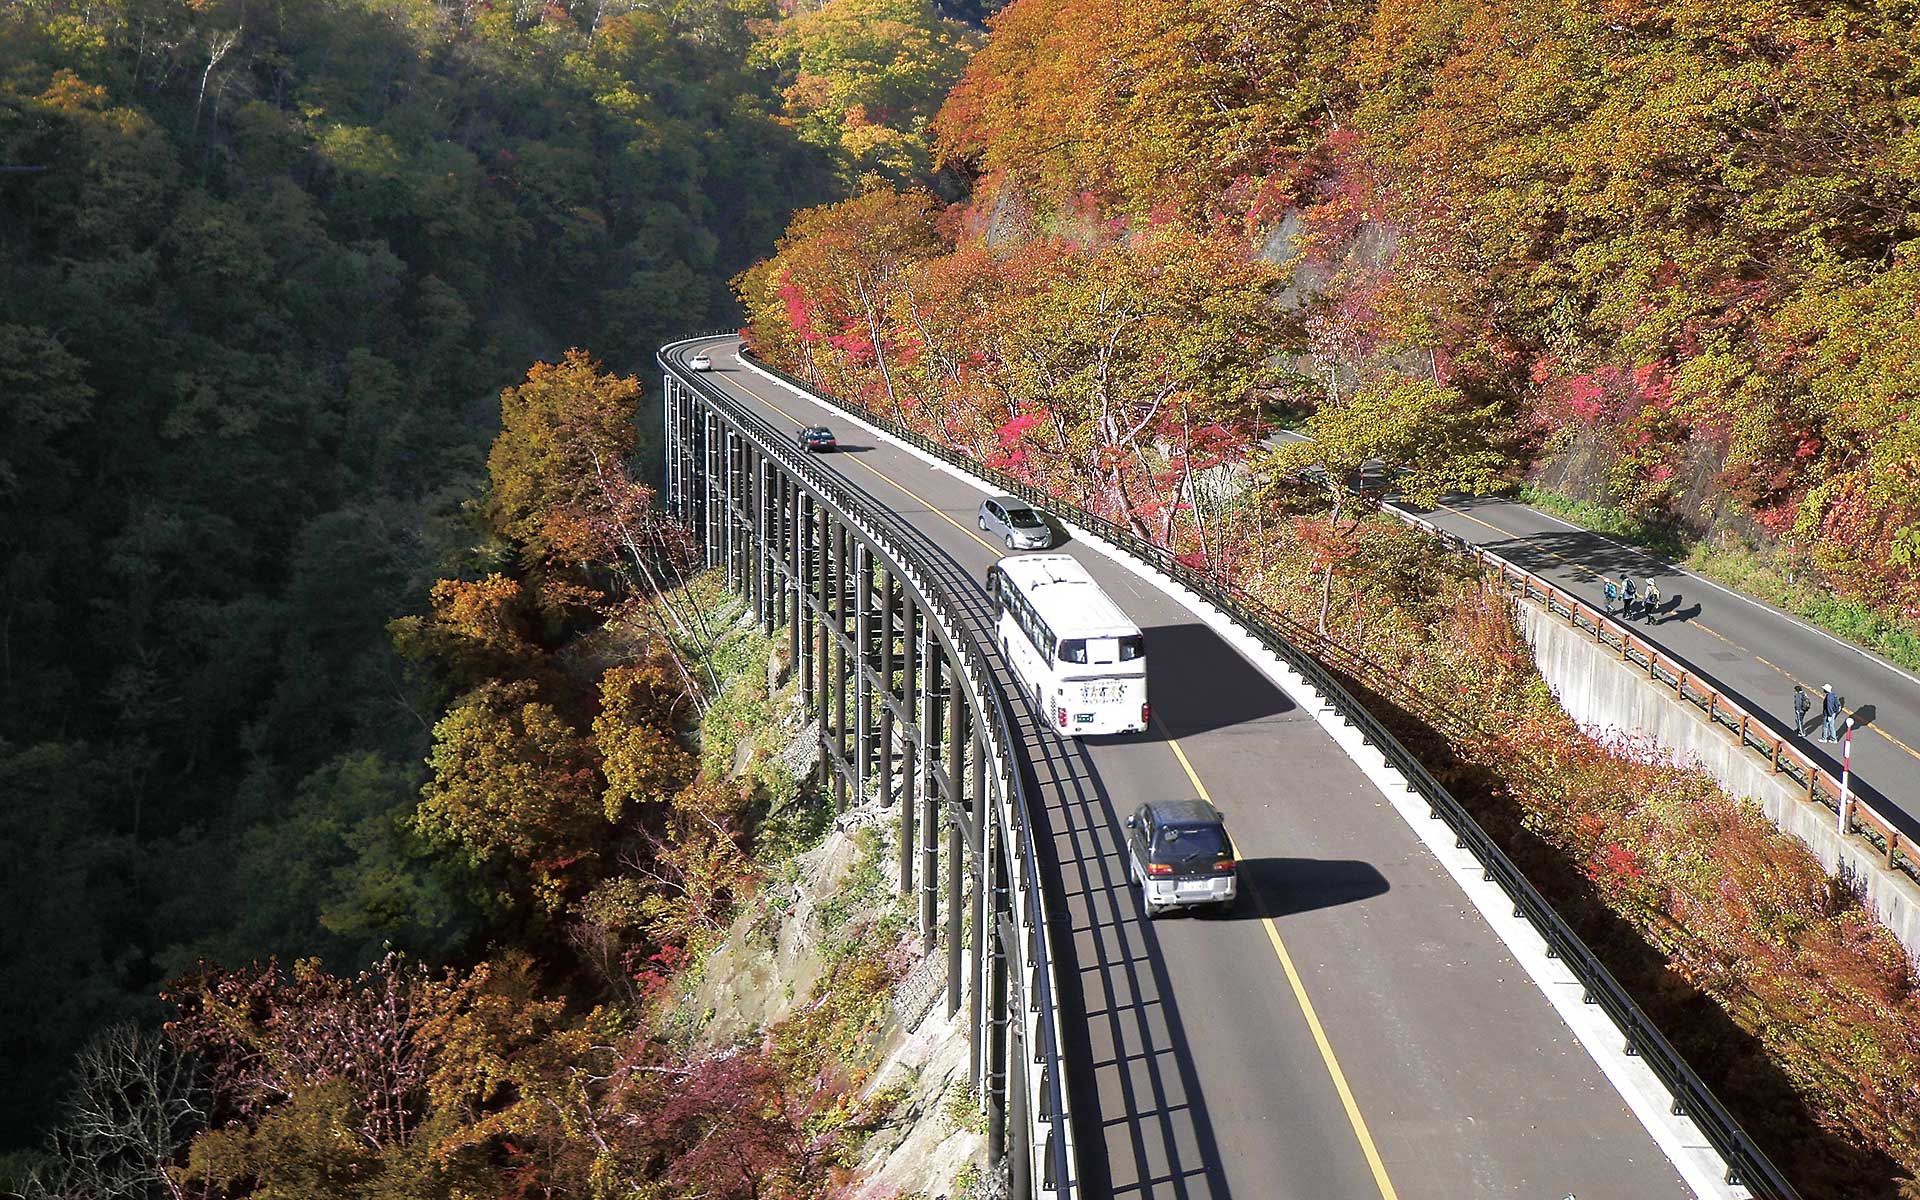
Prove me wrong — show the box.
[679,337,1692,1200]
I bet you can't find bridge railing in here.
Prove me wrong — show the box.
[1387,507,1915,884]
[737,345,1800,1200]
[664,340,1077,1199]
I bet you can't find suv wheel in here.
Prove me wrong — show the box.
[1141,879,1160,919]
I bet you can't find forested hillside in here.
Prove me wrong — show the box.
[0,0,838,1149]
[748,0,1920,629]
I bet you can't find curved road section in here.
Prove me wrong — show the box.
[673,338,1691,1200]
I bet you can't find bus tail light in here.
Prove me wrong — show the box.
[1140,702,1151,725]
[1056,707,1068,729]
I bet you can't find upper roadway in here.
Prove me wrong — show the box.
[674,337,1692,1200]
[1409,494,1920,840]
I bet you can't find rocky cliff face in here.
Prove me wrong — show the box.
[677,767,988,1200]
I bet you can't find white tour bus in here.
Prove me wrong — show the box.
[985,553,1149,736]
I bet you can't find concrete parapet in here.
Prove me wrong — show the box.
[1519,600,1920,958]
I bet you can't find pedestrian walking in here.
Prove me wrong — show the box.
[1602,578,1618,615]
[1821,683,1841,743]
[1644,578,1662,623]
[1620,575,1637,619]
[1792,684,1810,736]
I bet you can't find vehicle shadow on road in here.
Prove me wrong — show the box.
[1136,622,1294,738]
[1206,857,1389,921]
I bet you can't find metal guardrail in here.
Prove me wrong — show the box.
[663,338,1077,1198]
[1389,507,1916,884]
[737,345,1801,1199]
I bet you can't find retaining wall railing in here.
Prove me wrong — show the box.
[1389,507,1915,884]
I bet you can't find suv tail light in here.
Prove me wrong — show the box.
[1214,859,1235,873]
[1140,702,1151,725]
[1147,863,1173,876]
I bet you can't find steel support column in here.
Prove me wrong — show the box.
[985,820,1009,1168]
[898,599,919,897]
[797,492,813,709]
[830,521,849,811]
[815,507,833,792]
[878,569,896,807]
[702,407,718,569]
[919,642,941,949]
[970,734,988,1086]
[854,544,874,802]
[1011,1025,1031,1200]
[946,670,967,1018]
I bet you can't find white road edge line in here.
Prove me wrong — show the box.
[730,343,1743,1200]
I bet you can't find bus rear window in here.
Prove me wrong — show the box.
[1056,638,1087,664]
[1119,635,1145,660]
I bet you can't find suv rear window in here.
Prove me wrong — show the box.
[1154,823,1226,858]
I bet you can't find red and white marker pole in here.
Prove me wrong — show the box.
[1837,717,1856,835]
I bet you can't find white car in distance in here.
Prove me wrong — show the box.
[689,351,713,371]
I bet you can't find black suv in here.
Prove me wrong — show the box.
[1124,800,1238,917]
[796,425,837,452]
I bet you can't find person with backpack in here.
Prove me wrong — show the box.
[1620,575,1637,619]
[1792,684,1810,736]
[1602,577,1618,615]
[1643,578,1662,623]
[1821,683,1842,743]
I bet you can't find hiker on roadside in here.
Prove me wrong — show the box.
[1620,575,1637,619]
[1602,577,1618,615]
[1793,684,1810,736]
[1821,683,1841,743]
[1644,578,1662,623]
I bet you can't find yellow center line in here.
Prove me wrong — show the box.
[1756,661,1920,763]
[725,372,1001,555]
[1157,719,1401,1200]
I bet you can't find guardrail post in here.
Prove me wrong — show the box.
[947,670,968,1017]
[899,598,919,899]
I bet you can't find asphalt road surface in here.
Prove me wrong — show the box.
[1407,494,1920,840]
[677,338,1691,1200]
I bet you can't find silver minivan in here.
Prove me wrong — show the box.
[978,495,1052,550]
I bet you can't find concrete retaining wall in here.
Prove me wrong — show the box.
[1519,600,1920,958]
